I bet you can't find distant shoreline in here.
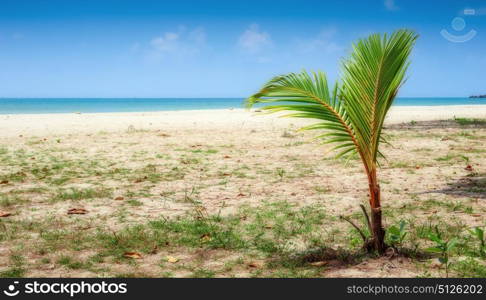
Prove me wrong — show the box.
[0,104,485,116]
[1,97,486,114]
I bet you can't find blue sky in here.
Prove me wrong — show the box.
[0,0,485,98]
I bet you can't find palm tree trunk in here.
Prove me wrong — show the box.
[368,169,386,254]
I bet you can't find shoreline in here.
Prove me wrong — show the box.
[1,105,485,138]
[1,104,486,116]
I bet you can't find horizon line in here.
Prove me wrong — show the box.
[0,96,478,99]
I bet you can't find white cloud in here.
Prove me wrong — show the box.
[146,27,207,62]
[299,27,343,54]
[384,0,399,11]
[237,24,272,54]
[188,27,206,44]
[150,32,180,52]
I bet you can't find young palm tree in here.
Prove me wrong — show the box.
[246,29,418,254]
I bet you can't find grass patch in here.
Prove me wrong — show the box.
[454,118,486,126]
[435,154,469,163]
[52,187,112,202]
[0,194,29,207]
[0,254,25,278]
[453,258,486,277]
[57,256,87,270]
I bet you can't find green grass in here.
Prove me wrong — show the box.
[4,201,331,276]
[191,268,216,278]
[421,199,474,214]
[52,187,112,202]
[0,254,25,278]
[126,199,143,206]
[435,154,469,163]
[1,126,486,277]
[313,186,330,194]
[454,118,486,126]
[3,197,486,277]
[57,256,87,270]
[132,164,186,183]
[453,258,486,277]
[389,161,412,168]
[0,194,29,207]
[189,149,218,155]
[0,171,28,183]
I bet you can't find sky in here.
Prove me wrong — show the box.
[0,0,485,98]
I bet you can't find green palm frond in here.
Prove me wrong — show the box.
[246,29,418,170]
[340,29,418,169]
[246,71,360,159]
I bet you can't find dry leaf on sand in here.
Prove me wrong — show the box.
[247,262,263,268]
[0,211,12,217]
[165,256,179,263]
[67,208,88,215]
[200,234,212,242]
[123,252,142,259]
[310,261,327,267]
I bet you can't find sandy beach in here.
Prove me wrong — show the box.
[1,105,485,138]
[0,105,485,277]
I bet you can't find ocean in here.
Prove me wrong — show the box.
[0,97,485,114]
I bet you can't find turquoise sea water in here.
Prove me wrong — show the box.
[0,97,485,114]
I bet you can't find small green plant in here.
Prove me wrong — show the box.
[246,30,418,254]
[426,226,458,278]
[281,130,295,138]
[469,227,486,258]
[181,186,199,203]
[276,168,285,181]
[387,220,407,248]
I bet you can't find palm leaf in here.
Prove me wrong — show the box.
[340,29,418,170]
[246,29,417,170]
[246,71,361,159]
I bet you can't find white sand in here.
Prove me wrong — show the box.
[0,104,485,278]
[1,105,485,138]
